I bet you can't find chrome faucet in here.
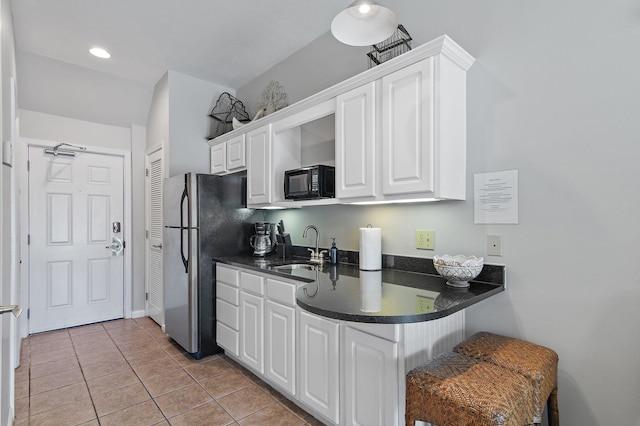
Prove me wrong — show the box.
[303,225,326,263]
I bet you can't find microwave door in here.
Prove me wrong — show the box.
[287,172,309,199]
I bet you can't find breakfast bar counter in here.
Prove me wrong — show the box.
[216,254,505,324]
[215,252,505,426]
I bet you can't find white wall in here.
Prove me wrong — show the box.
[240,1,640,425]
[16,51,153,127]
[19,110,132,150]
[130,124,147,312]
[146,70,235,176]
[167,71,233,176]
[146,72,169,157]
[1,0,19,422]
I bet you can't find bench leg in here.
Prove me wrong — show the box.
[548,387,559,426]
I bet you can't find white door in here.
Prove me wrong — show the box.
[28,146,125,333]
[145,147,164,326]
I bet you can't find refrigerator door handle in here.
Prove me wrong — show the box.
[180,183,189,273]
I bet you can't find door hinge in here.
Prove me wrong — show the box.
[146,230,149,238]
[27,234,30,245]
[27,309,30,319]
[27,160,30,171]
[145,168,149,177]
[145,292,149,301]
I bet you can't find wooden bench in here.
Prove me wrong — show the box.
[406,332,559,426]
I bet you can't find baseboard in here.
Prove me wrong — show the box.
[131,309,146,319]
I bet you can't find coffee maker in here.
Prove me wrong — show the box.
[250,222,276,256]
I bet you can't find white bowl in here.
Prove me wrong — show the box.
[433,255,483,288]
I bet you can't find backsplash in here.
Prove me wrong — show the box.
[287,245,505,286]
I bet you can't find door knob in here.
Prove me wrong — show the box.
[0,305,22,318]
[105,237,124,256]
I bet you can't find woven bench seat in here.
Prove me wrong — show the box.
[454,332,559,425]
[406,352,536,426]
[406,332,559,426]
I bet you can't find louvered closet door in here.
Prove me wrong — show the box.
[29,146,125,333]
[146,148,164,326]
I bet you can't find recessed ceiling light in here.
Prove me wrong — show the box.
[89,47,111,59]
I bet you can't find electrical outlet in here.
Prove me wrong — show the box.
[416,230,435,250]
[487,235,503,256]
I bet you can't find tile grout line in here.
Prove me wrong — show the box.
[70,325,104,425]
[104,322,169,424]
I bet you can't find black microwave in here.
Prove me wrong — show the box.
[284,165,335,200]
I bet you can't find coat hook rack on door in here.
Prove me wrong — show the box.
[44,142,87,157]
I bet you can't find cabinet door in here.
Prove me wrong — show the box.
[344,327,399,426]
[247,124,272,205]
[227,134,246,171]
[381,59,435,196]
[265,300,296,396]
[335,82,376,199]
[298,311,340,424]
[210,143,227,174]
[240,291,264,374]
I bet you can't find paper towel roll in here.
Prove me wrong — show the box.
[359,227,381,270]
[360,270,382,312]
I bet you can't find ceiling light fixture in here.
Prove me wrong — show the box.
[331,0,398,46]
[89,47,111,59]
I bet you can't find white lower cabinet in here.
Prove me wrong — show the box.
[344,327,398,426]
[216,264,466,426]
[265,299,296,395]
[298,310,341,425]
[216,265,240,357]
[240,290,264,374]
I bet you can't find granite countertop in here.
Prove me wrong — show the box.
[216,253,505,324]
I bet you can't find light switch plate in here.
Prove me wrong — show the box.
[487,235,503,256]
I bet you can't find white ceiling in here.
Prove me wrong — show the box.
[11,0,348,89]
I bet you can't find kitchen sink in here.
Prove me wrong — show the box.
[271,263,318,271]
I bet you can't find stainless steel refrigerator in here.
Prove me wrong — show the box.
[163,173,257,359]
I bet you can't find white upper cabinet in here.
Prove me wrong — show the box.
[227,135,246,171]
[335,82,376,199]
[379,53,470,201]
[210,142,226,174]
[210,134,246,175]
[381,59,434,197]
[209,35,474,206]
[247,125,272,206]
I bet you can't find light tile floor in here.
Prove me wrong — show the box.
[14,317,325,426]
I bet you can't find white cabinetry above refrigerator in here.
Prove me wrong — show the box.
[209,35,475,207]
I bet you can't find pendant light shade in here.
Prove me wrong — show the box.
[331,0,398,46]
